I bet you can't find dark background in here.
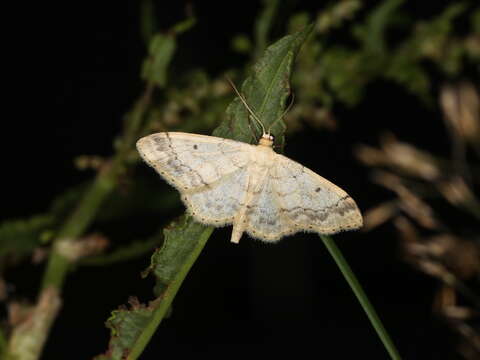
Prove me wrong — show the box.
[3,1,474,359]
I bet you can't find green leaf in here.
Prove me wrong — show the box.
[171,17,196,34]
[140,0,156,45]
[0,214,54,257]
[358,0,405,54]
[140,17,195,88]
[141,34,176,88]
[213,24,314,150]
[95,216,213,360]
[144,216,213,296]
[94,298,155,360]
[321,47,366,106]
[231,34,252,54]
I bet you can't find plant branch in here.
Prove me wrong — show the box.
[41,82,154,291]
[80,234,162,267]
[126,226,214,360]
[321,235,402,360]
[25,82,156,360]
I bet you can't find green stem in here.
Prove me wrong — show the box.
[126,226,214,360]
[80,236,161,267]
[41,174,116,289]
[30,82,155,360]
[41,82,153,291]
[321,235,402,360]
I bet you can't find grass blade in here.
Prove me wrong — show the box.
[321,235,402,360]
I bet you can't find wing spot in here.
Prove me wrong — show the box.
[193,144,198,150]
[315,187,321,192]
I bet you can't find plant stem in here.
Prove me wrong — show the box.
[41,173,116,289]
[80,235,161,267]
[321,235,402,360]
[41,82,153,291]
[126,226,214,360]
[28,82,155,360]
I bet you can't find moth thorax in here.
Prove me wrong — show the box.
[259,133,274,147]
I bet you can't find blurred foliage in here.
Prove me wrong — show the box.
[1,1,479,359]
[286,0,479,131]
[0,215,54,259]
[358,80,480,359]
[141,33,177,88]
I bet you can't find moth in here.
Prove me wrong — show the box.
[136,83,362,243]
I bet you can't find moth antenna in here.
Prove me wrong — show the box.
[267,92,295,134]
[245,112,257,142]
[225,77,267,136]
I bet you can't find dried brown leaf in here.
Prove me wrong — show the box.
[362,200,398,231]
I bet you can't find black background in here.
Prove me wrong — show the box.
[3,1,474,359]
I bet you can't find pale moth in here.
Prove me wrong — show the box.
[136,83,363,244]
